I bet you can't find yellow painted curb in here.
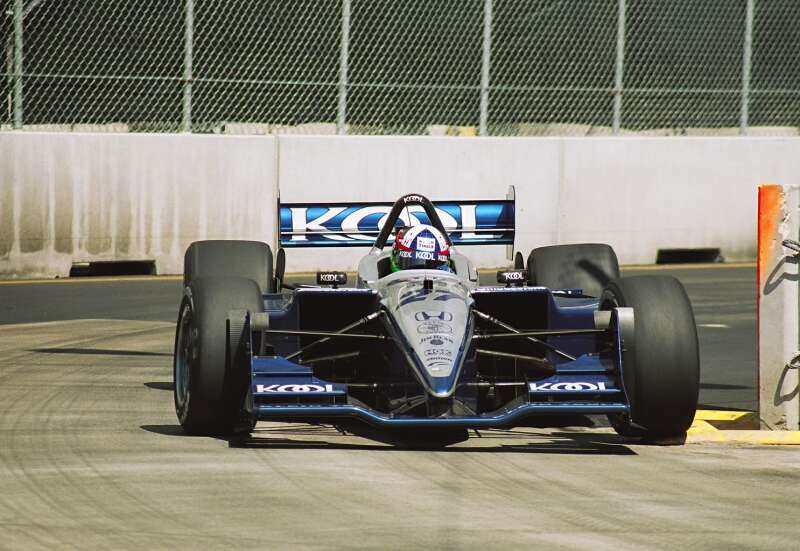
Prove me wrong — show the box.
[691,409,758,430]
[687,430,800,445]
[687,420,718,435]
[690,409,760,430]
[694,410,752,422]
[687,409,800,444]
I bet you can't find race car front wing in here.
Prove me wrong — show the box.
[247,354,629,429]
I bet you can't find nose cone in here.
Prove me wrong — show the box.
[379,272,472,398]
[428,375,458,398]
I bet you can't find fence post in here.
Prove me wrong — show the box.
[182,0,194,133]
[13,0,23,129]
[337,0,351,135]
[740,0,754,135]
[479,0,493,136]
[612,0,626,134]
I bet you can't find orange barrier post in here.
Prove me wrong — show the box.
[757,184,799,430]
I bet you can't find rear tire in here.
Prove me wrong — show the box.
[602,276,699,439]
[514,251,525,270]
[174,276,264,436]
[527,243,619,297]
[184,240,274,293]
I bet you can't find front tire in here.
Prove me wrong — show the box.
[174,276,264,436]
[602,276,699,439]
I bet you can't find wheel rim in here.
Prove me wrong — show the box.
[175,303,194,408]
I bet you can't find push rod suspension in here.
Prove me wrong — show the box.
[475,348,556,375]
[263,329,387,340]
[284,310,385,361]
[473,329,604,338]
[472,309,577,361]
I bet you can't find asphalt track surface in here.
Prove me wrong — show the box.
[2,265,798,549]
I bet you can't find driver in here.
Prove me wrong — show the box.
[390,224,453,272]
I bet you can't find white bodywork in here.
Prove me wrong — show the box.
[358,248,479,397]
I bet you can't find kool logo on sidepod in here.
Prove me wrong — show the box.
[499,271,525,281]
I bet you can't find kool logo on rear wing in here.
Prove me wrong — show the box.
[279,199,515,248]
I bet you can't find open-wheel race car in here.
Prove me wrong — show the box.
[173,193,699,443]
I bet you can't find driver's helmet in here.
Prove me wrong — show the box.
[390,224,452,272]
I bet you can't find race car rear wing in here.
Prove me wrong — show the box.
[278,186,515,249]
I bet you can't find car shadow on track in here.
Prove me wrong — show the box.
[140,411,702,452]
[141,424,202,437]
[234,435,636,455]
[141,423,637,455]
[140,422,637,455]
[144,381,174,391]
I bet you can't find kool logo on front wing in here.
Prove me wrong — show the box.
[256,384,335,393]
[529,382,608,392]
[279,201,514,247]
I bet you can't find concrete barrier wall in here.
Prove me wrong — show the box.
[0,133,277,277]
[2,133,799,277]
[557,138,800,263]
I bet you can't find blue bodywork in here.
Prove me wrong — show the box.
[246,285,630,429]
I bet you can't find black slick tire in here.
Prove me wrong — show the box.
[527,243,620,297]
[174,276,264,436]
[184,240,274,293]
[601,275,700,439]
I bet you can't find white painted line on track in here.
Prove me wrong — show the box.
[699,323,730,328]
[0,319,174,329]
[0,275,182,285]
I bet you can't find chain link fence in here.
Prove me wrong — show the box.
[2,0,799,136]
